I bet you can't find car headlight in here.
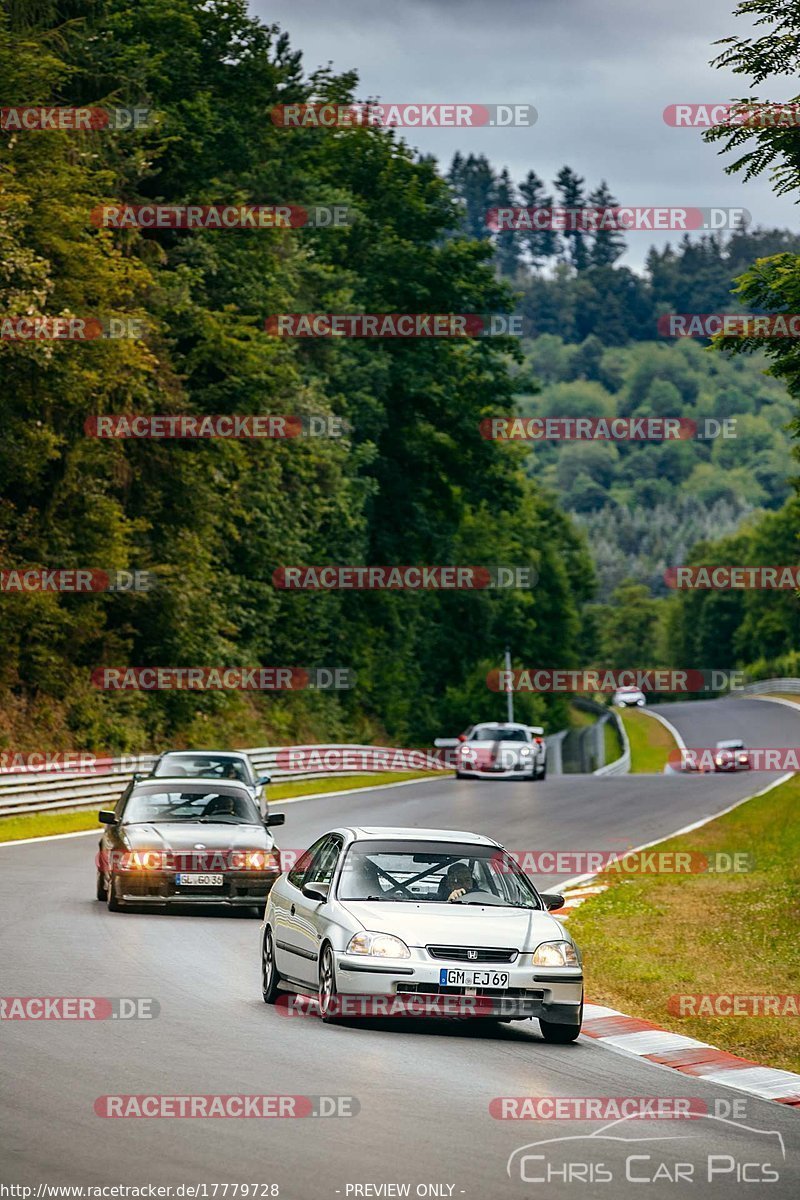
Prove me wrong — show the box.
[345,932,411,959]
[532,940,579,967]
[519,746,532,756]
[715,754,725,766]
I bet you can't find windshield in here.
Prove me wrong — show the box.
[469,728,530,743]
[122,787,261,825]
[153,753,251,784]
[337,840,543,908]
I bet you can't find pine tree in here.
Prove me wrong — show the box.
[554,166,590,271]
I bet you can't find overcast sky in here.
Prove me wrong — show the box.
[252,0,798,269]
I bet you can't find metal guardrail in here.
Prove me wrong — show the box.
[0,729,577,818]
[735,678,800,696]
[593,710,631,777]
[0,744,449,818]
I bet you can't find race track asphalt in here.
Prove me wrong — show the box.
[1,698,798,1197]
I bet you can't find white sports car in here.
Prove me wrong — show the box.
[261,826,583,1040]
[435,722,547,780]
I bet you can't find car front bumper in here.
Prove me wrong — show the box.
[334,954,583,1020]
[457,765,538,779]
[111,870,279,905]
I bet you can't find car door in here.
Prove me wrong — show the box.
[272,835,334,983]
[280,834,343,985]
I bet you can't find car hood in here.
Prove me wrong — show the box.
[340,901,566,949]
[120,822,274,851]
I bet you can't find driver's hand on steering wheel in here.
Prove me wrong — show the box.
[448,887,468,902]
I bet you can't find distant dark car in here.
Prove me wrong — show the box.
[96,778,285,913]
[147,749,271,813]
[713,739,752,773]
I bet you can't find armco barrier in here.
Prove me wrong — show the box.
[0,732,570,818]
[0,744,439,818]
[593,710,631,777]
[736,678,800,696]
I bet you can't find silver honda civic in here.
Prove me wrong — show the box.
[260,826,583,1040]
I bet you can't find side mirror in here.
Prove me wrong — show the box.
[302,881,329,902]
[264,812,285,827]
[541,892,564,911]
[132,772,144,781]
[98,810,117,825]
[257,774,272,787]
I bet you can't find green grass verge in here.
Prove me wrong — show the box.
[568,774,800,1072]
[0,771,441,844]
[603,718,622,766]
[619,707,677,773]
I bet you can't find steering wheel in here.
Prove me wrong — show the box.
[450,889,501,905]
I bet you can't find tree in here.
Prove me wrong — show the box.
[587,180,626,267]
[554,166,590,271]
[494,167,522,277]
[518,169,559,267]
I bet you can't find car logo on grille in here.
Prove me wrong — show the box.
[466,949,478,960]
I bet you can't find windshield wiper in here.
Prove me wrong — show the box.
[196,816,249,824]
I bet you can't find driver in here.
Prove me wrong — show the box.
[442,862,478,903]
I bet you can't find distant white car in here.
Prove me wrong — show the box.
[611,686,646,708]
[435,722,547,781]
[261,826,583,1039]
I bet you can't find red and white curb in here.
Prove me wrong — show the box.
[582,1003,800,1108]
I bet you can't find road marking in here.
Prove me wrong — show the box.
[637,706,686,752]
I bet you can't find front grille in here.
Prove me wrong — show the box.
[426,945,518,963]
[397,983,543,999]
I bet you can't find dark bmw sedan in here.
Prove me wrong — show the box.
[96,778,285,913]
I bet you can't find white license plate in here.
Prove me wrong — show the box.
[175,873,224,887]
[439,968,510,988]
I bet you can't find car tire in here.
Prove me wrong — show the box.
[539,996,583,1043]
[96,870,108,901]
[261,927,281,1004]
[318,944,339,1024]
[107,875,125,912]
